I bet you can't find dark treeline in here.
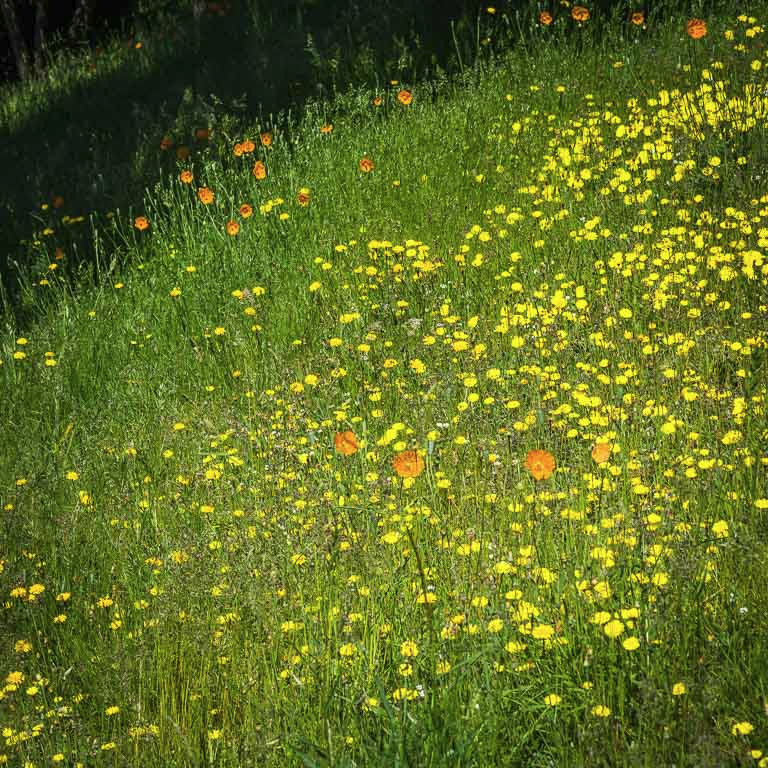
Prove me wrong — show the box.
[0,0,137,81]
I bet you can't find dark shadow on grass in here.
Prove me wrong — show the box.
[0,0,496,323]
[0,0,650,323]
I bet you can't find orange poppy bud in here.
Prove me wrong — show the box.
[334,431,359,456]
[197,187,214,205]
[571,6,590,22]
[252,161,267,180]
[591,443,612,464]
[685,18,706,39]
[392,450,425,478]
[524,449,556,481]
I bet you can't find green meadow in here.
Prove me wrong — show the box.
[1,2,768,765]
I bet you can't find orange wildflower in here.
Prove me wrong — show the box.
[134,216,149,231]
[297,188,311,207]
[397,89,413,106]
[225,220,239,236]
[239,203,253,218]
[392,450,425,479]
[334,431,359,456]
[260,131,272,147]
[52,195,64,209]
[630,11,645,26]
[179,170,193,184]
[241,139,255,154]
[539,10,553,25]
[197,187,214,205]
[685,18,706,39]
[372,95,383,107]
[359,157,375,173]
[320,124,333,134]
[252,161,267,180]
[591,442,612,464]
[524,449,556,481]
[159,135,174,151]
[571,6,590,22]
[233,142,244,157]
[195,128,211,141]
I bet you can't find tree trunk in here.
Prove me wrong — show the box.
[0,0,30,80]
[68,0,90,42]
[192,0,205,50]
[32,0,47,72]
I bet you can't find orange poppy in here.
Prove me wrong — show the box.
[195,127,211,141]
[685,18,706,39]
[591,442,612,464]
[176,145,190,161]
[260,131,272,147]
[372,96,383,107]
[630,11,645,26]
[134,216,149,231]
[571,6,590,22]
[241,139,255,154]
[539,10,553,25]
[233,142,244,157]
[179,170,193,184]
[334,430,359,456]
[392,450,425,478]
[225,220,239,236]
[252,161,267,180]
[359,157,375,173]
[197,187,214,205]
[159,135,174,151]
[297,188,311,207]
[397,89,413,106]
[320,123,333,134]
[239,203,253,218]
[524,449,556,481]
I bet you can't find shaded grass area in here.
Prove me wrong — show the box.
[0,0,502,322]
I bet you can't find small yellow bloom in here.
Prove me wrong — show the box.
[732,721,754,736]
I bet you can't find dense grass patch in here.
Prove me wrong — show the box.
[1,3,768,766]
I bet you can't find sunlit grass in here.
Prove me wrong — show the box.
[1,4,768,767]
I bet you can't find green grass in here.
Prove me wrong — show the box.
[2,2,768,766]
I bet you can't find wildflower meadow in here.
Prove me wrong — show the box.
[1,1,767,765]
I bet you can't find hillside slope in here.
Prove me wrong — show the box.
[1,6,768,767]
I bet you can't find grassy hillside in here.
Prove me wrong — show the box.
[2,3,768,766]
